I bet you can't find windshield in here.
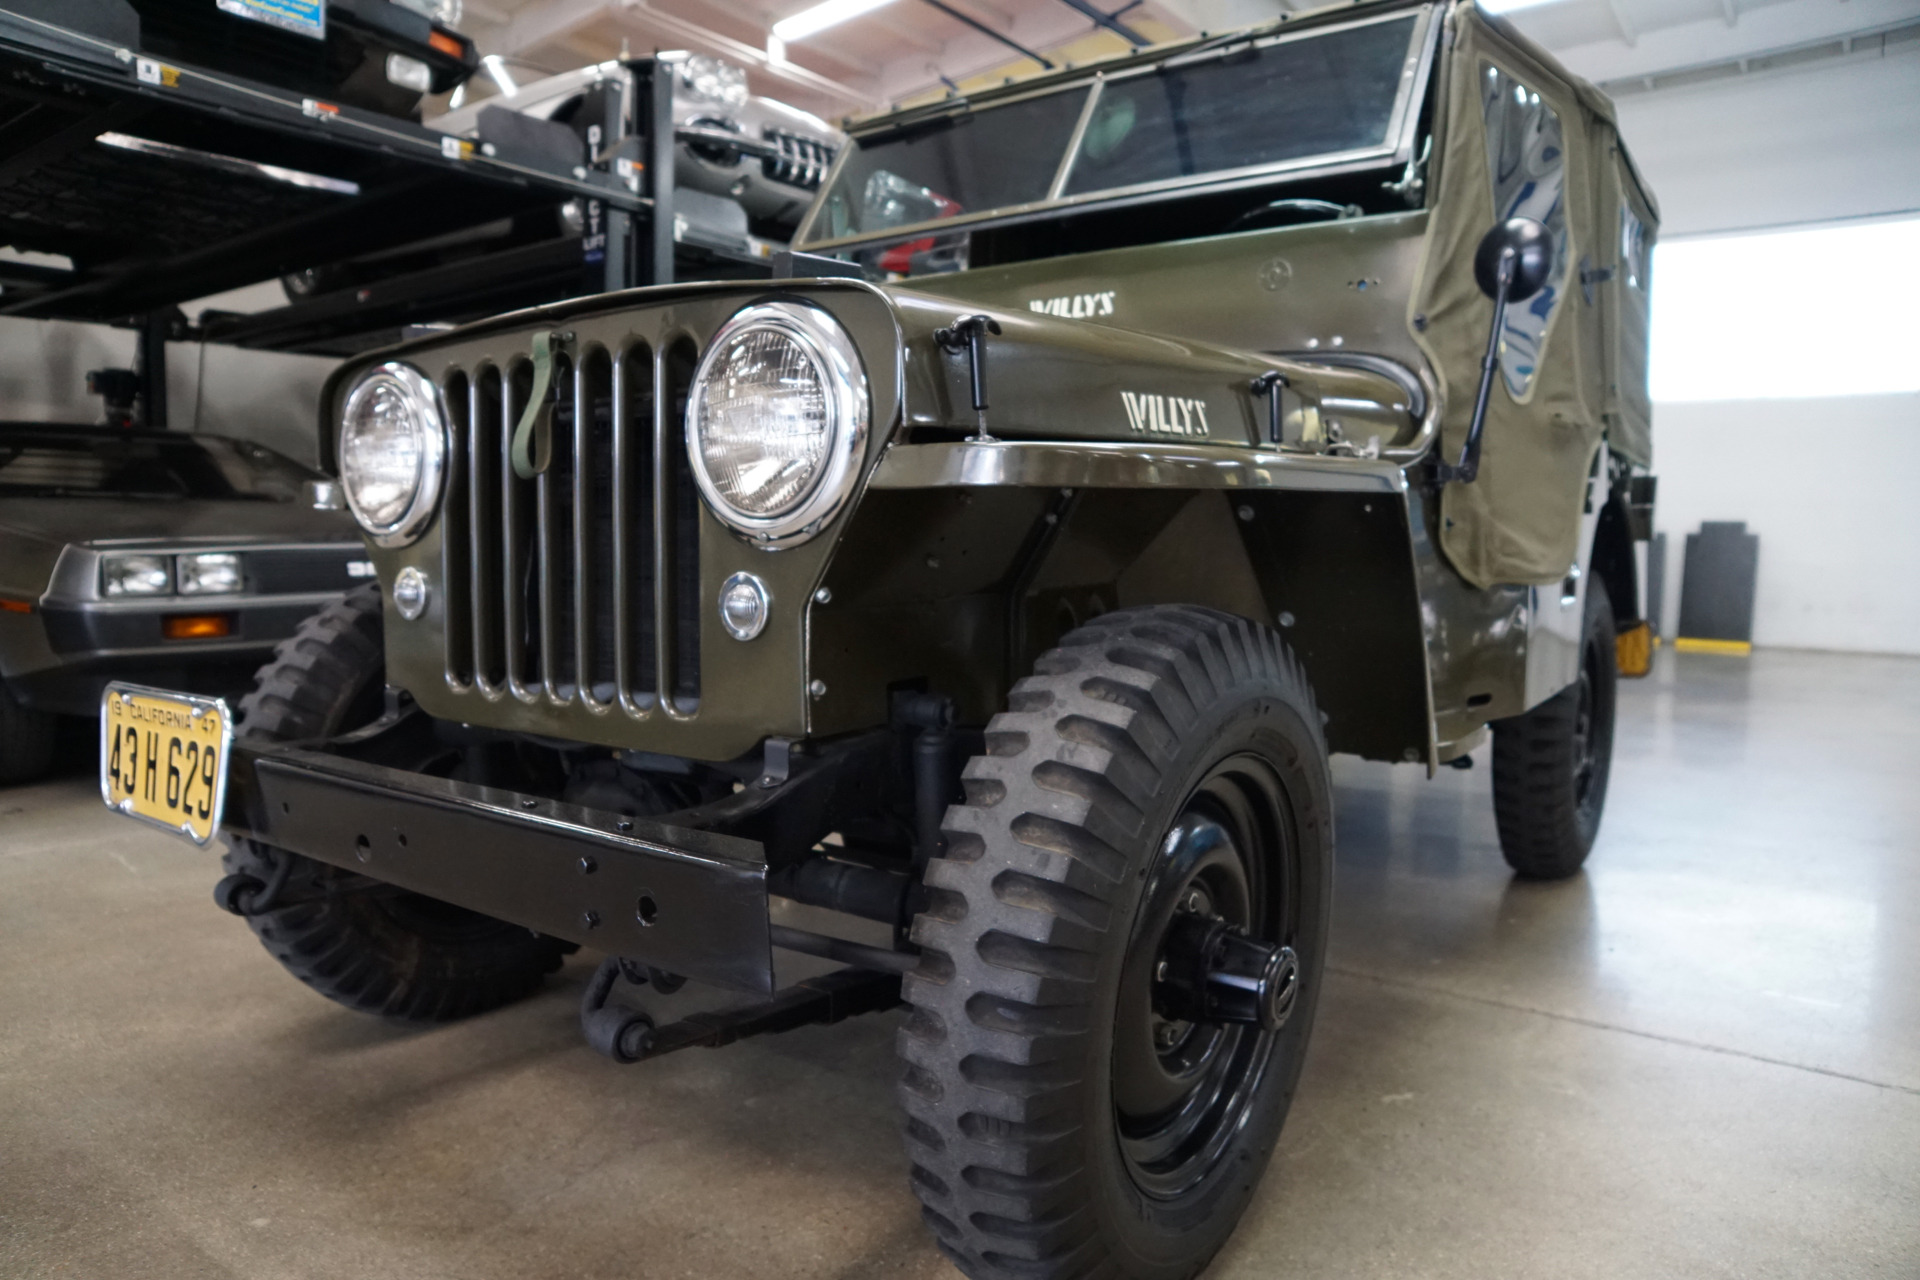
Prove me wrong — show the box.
[808,11,1422,248]
[0,430,317,501]
[815,88,1091,243]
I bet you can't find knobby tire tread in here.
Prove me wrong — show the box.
[898,605,1326,1280]
[224,586,567,1021]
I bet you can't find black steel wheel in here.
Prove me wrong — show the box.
[898,605,1334,1280]
[224,585,570,1021]
[1491,583,1618,879]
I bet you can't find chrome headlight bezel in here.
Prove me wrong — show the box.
[337,361,448,549]
[684,301,870,549]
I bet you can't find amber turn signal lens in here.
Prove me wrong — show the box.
[163,613,234,640]
[428,31,463,57]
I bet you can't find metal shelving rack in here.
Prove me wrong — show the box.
[0,3,681,416]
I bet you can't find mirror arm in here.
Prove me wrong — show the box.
[1433,249,1515,486]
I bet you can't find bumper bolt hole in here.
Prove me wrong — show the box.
[353,835,371,863]
[636,893,659,926]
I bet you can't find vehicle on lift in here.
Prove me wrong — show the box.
[104,2,1659,1275]
[0,424,359,784]
[274,52,843,321]
[117,0,478,120]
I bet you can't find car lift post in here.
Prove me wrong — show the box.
[634,59,674,288]
[138,310,169,430]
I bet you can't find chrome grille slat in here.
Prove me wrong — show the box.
[652,344,673,713]
[568,353,599,710]
[611,351,641,714]
[439,339,695,721]
[536,462,560,701]
[440,371,471,693]
[469,368,500,697]
[502,367,538,703]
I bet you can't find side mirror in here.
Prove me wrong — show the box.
[1435,217,1554,485]
[1473,217,1553,304]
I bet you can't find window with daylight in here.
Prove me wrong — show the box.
[1649,215,1920,402]
[1481,62,1569,400]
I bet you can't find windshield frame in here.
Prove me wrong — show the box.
[795,3,1439,256]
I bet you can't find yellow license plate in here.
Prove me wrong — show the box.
[100,683,233,845]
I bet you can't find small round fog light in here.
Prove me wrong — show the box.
[393,566,430,621]
[718,572,769,641]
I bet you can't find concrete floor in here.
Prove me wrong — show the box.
[3,647,1917,1279]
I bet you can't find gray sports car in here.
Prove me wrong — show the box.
[0,424,362,783]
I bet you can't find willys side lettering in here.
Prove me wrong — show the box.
[1120,391,1211,438]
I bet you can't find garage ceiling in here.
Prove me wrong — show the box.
[449,0,1920,121]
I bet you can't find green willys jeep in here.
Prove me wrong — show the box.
[106,2,1659,1275]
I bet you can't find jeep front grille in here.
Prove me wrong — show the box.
[436,340,702,716]
[761,130,834,191]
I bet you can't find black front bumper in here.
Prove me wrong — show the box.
[226,742,774,996]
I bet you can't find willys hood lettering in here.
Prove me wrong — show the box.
[1029,290,1116,319]
[1120,391,1210,438]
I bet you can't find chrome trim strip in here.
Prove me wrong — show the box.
[867,440,1409,494]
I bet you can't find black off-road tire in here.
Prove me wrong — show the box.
[0,679,58,785]
[225,585,569,1021]
[898,605,1335,1280]
[1490,584,1618,879]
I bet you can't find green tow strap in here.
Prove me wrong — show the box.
[510,330,556,480]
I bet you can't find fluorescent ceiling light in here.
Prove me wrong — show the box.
[773,0,897,43]
[1476,0,1560,13]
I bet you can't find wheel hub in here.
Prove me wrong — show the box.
[1111,769,1299,1200]
[1154,911,1300,1034]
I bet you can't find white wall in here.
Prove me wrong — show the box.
[1610,42,1920,237]
[1652,394,1920,656]
[1605,42,1920,655]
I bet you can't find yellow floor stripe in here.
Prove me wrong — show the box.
[1674,637,1753,656]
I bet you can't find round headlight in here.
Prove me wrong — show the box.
[686,302,868,547]
[338,362,446,547]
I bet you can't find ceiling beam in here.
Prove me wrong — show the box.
[1603,0,1637,48]
[1541,0,1920,86]
[919,0,1057,68]
[1049,0,1148,45]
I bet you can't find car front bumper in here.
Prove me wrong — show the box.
[223,739,775,995]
